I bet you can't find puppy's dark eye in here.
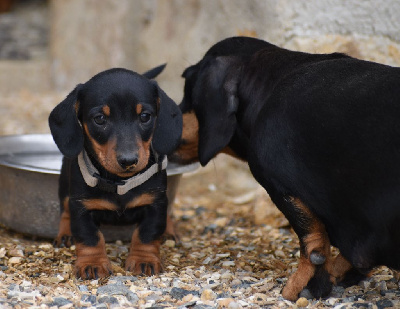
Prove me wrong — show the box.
[93,114,107,125]
[139,112,151,124]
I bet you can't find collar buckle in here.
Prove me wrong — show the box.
[93,173,125,194]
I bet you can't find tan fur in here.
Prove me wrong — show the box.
[282,197,334,300]
[174,112,199,163]
[82,199,118,211]
[102,105,111,117]
[54,197,73,247]
[83,123,124,175]
[328,253,353,283]
[282,256,316,301]
[135,135,151,173]
[291,197,331,258]
[126,193,155,209]
[125,228,162,275]
[75,232,112,278]
[136,103,143,115]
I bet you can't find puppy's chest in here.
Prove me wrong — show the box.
[81,190,158,213]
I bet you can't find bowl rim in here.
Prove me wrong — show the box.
[0,133,199,176]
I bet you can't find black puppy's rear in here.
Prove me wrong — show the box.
[171,36,400,300]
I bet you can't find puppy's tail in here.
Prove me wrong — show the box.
[143,63,167,79]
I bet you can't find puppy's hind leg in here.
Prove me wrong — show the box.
[279,197,333,300]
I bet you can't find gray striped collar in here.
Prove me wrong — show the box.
[77,150,167,195]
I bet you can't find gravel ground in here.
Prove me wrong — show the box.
[1,91,400,308]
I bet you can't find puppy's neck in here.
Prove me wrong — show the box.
[85,149,157,182]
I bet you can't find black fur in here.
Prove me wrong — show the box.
[173,36,400,298]
[49,65,181,278]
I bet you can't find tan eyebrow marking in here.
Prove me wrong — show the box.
[136,104,143,115]
[102,105,111,116]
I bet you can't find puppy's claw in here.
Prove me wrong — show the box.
[140,263,146,275]
[310,251,326,265]
[85,267,91,279]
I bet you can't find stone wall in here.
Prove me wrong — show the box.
[1,0,399,97]
[49,0,400,101]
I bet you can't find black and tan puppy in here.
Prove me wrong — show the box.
[170,36,400,300]
[49,65,182,279]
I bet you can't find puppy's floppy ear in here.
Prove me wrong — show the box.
[152,83,183,155]
[48,84,84,158]
[196,56,241,166]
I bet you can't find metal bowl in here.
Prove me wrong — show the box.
[0,134,198,241]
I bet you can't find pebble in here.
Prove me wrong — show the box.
[78,285,89,292]
[201,289,216,301]
[170,287,199,300]
[359,280,371,290]
[165,239,176,248]
[274,250,286,258]
[221,261,235,267]
[221,272,233,280]
[299,288,314,299]
[97,283,138,303]
[228,302,243,309]
[8,257,23,264]
[9,248,24,257]
[49,297,72,307]
[296,297,309,307]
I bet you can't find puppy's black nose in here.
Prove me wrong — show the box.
[117,155,138,169]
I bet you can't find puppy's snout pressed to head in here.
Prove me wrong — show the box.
[117,153,139,169]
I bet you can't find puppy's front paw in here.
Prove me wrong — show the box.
[75,258,113,279]
[53,234,74,248]
[74,233,113,279]
[125,253,162,276]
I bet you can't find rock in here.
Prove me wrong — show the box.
[374,275,393,282]
[376,299,394,308]
[296,297,309,307]
[97,282,138,303]
[0,248,6,258]
[230,279,242,287]
[201,289,216,301]
[221,261,235,267]
[78,285,89,292]
[8,248,24,257]
[49,297,72,307]
[181,293,194,302]
[359,280,371,290]
[97,283,128,295]
[252,293,270,305]
[330,285,345,298]
[109,276,138,283]
[221,272,233,280]
[218,298,235,308]
[98,296,118,304]
[299,288,314,299]
[165,239,176,248]
[170,287,199,300]
[8,257,23,264]
[228,302,243,309]
[214,217,229,227]
[274,250,285,258]
[81,295,96,304]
